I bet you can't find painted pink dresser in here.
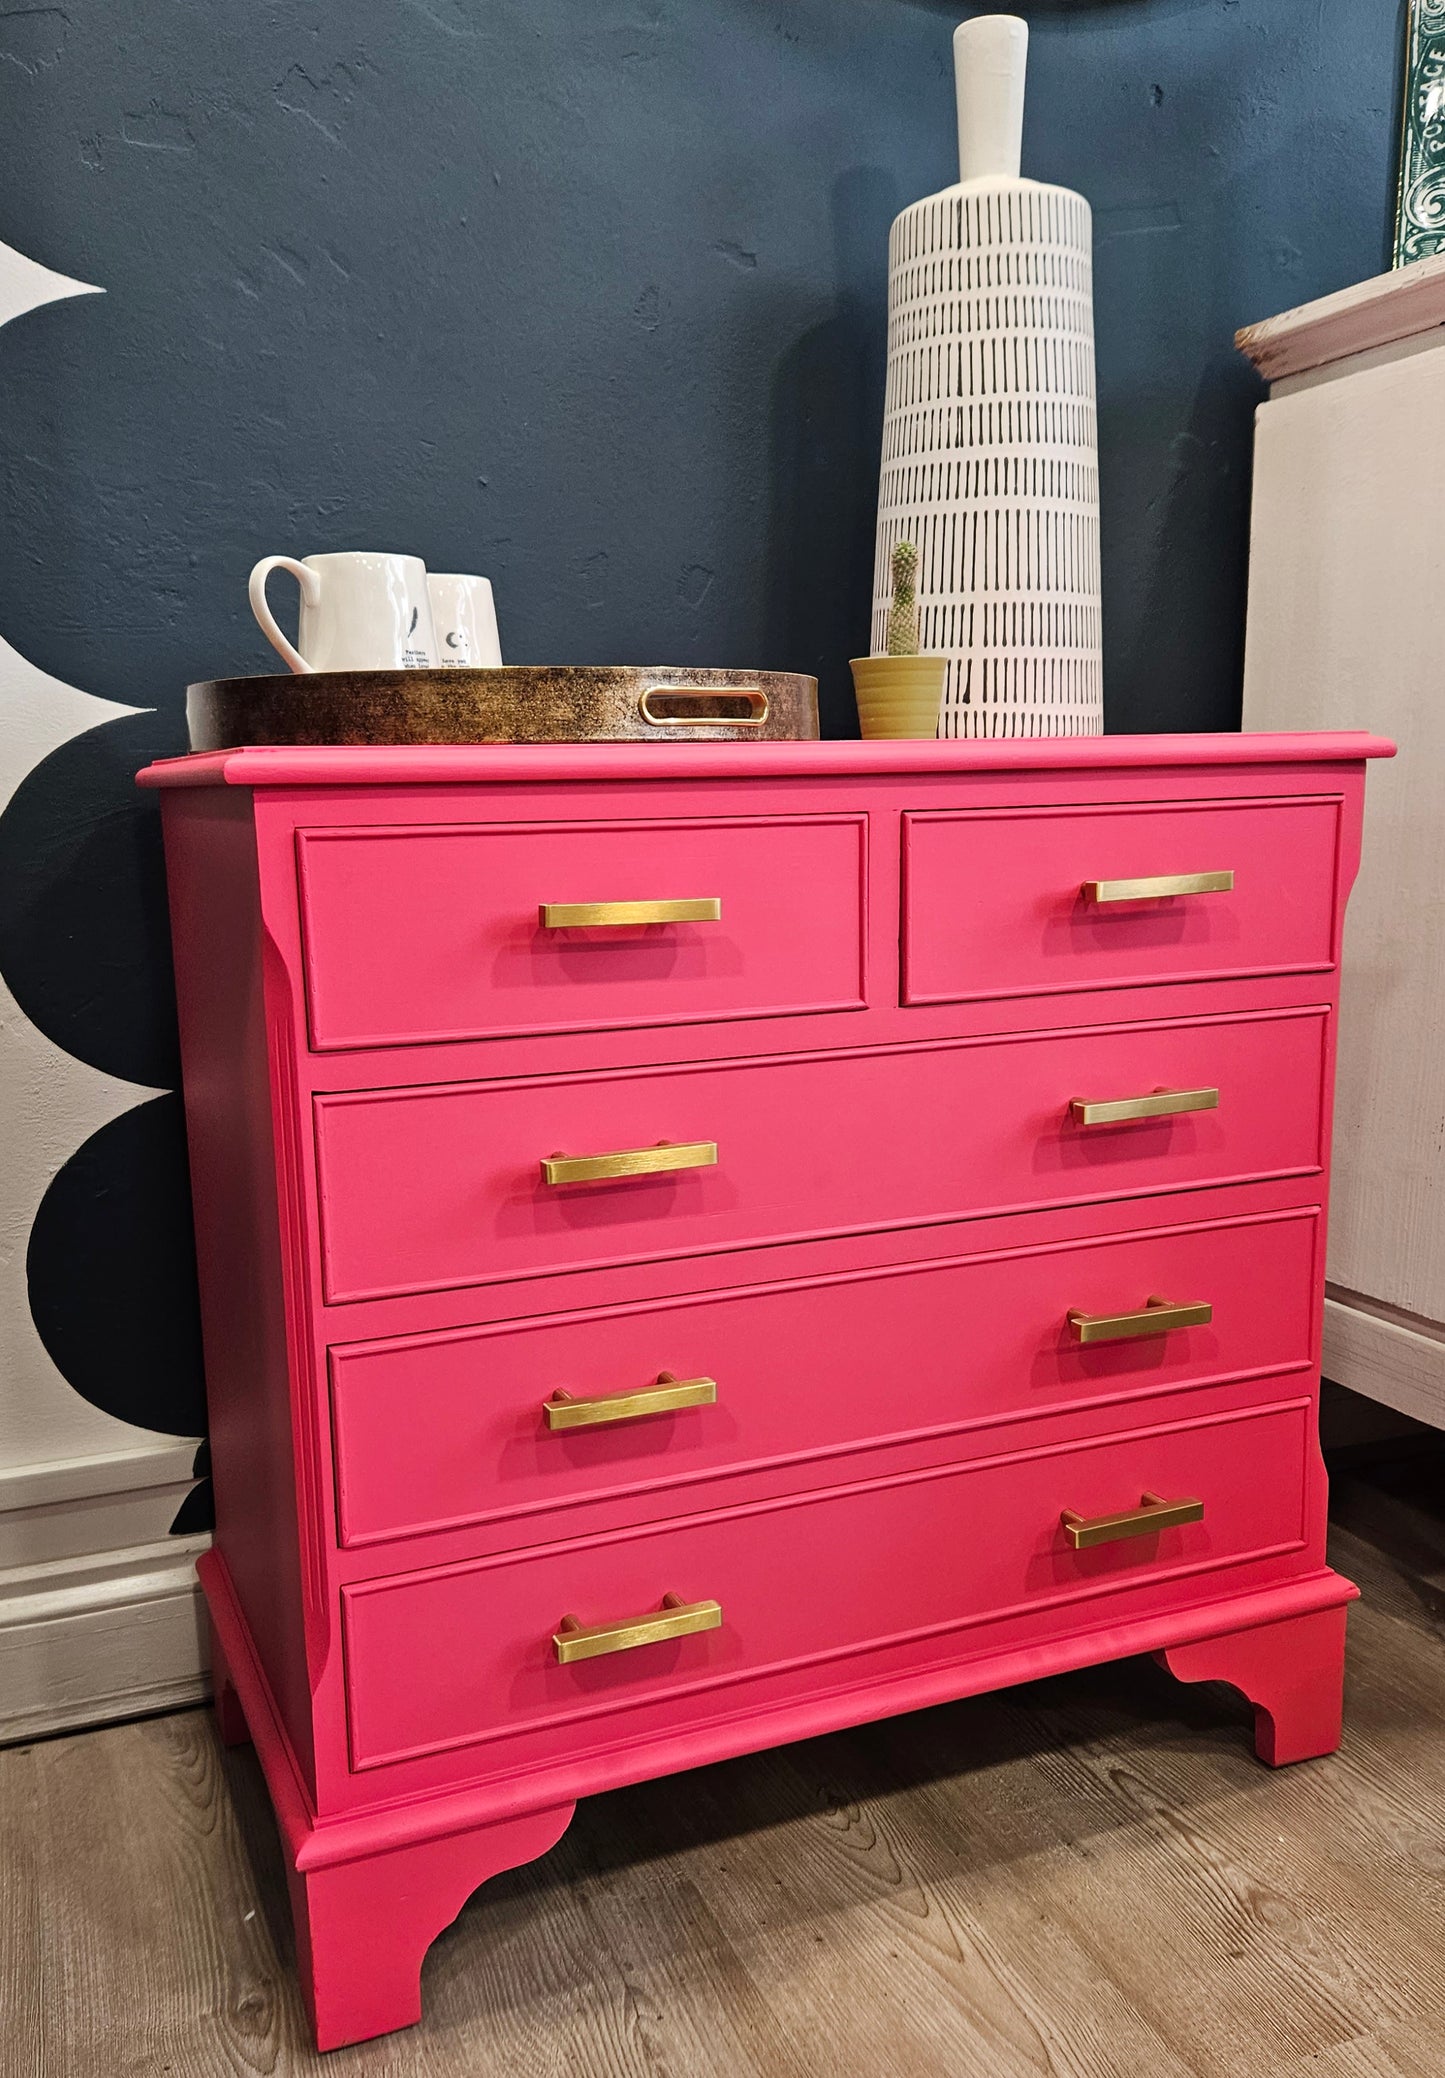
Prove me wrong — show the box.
[140,732,1392,2050]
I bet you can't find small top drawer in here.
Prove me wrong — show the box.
[903,795,1341,1005]
[296,813,867,1050]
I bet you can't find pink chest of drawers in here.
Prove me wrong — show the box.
[141,731,1392,2051]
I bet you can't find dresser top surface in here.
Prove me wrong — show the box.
[138,731,1394,791]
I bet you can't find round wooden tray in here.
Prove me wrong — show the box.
[186,666,819,749]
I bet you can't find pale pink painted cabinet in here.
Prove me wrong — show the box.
[141,733,1391,2051]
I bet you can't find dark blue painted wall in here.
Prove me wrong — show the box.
[0,0,1406,733]
[0,1,1406,1457]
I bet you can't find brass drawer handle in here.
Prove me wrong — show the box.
[1082,870,1234,904]
[1071,1086,1218,1128]
[1067,1296,1213,1345]
[1061,1491,1205,1550]
[540,1140,717,1188]
[639,686,769,729]
[544,1374,717,1430]
[553,1592,723,1664]
[539,897,721,929]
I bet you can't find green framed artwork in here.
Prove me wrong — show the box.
[1396,0,1445,264]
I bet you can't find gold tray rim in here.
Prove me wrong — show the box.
[185,664,820,749]
[187,664,818,695]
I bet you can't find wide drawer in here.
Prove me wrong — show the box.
[341,1399,1311,1770]
[329,1209,1319,1547]
[903,795,1341,1005]
[296,813,867,1050]
[314,1008,1328,1302]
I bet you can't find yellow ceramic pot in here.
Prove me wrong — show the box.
[849,654,946,740]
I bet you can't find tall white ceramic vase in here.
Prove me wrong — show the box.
[871,15,1103,737]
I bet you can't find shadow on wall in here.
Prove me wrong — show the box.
[1092,72,1273,735]
[929,1,1261,16]
[1109,357,1261,733]
[763,167,899,737]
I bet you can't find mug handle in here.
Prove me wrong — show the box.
[249,556,321,675]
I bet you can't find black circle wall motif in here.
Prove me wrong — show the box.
[0,704,207,1525]
[25,1093,206,1441]
[0,709,186,1088]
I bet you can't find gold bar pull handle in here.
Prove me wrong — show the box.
[1061,1491,1205,1550]
[1082,870,1234,905]
[544,1374,717,1431]
[540,1140,717,1188]
[1071,1086,1219,1128]
[553,1593,723,1664]
[1067,1296,1213,1345]
[539,897,722,929]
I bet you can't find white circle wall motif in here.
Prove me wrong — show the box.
[872,176,1103,739]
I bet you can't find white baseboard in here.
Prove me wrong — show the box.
[0,1438,211,1744]
[1323,1294,1445,1431]
[0,1436,201,1569]
[0,1532,211,1744]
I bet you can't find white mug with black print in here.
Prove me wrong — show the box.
[426,572,502,668]
[248,550,438,674]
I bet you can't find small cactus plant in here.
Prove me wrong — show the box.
[853,540,944,735]
[885,539,919,657]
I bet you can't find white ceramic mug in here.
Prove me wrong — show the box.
[427,572,503,668]
[248,551,438,674]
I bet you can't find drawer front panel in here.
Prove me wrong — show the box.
[903,796,1340,1005]
[298,814,867,1050]
[314,1010,1327,1302]
[330,1211,1319,1547]
[342,1400,1311,1769]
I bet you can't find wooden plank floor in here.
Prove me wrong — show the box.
[8,1449,1445,2078]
